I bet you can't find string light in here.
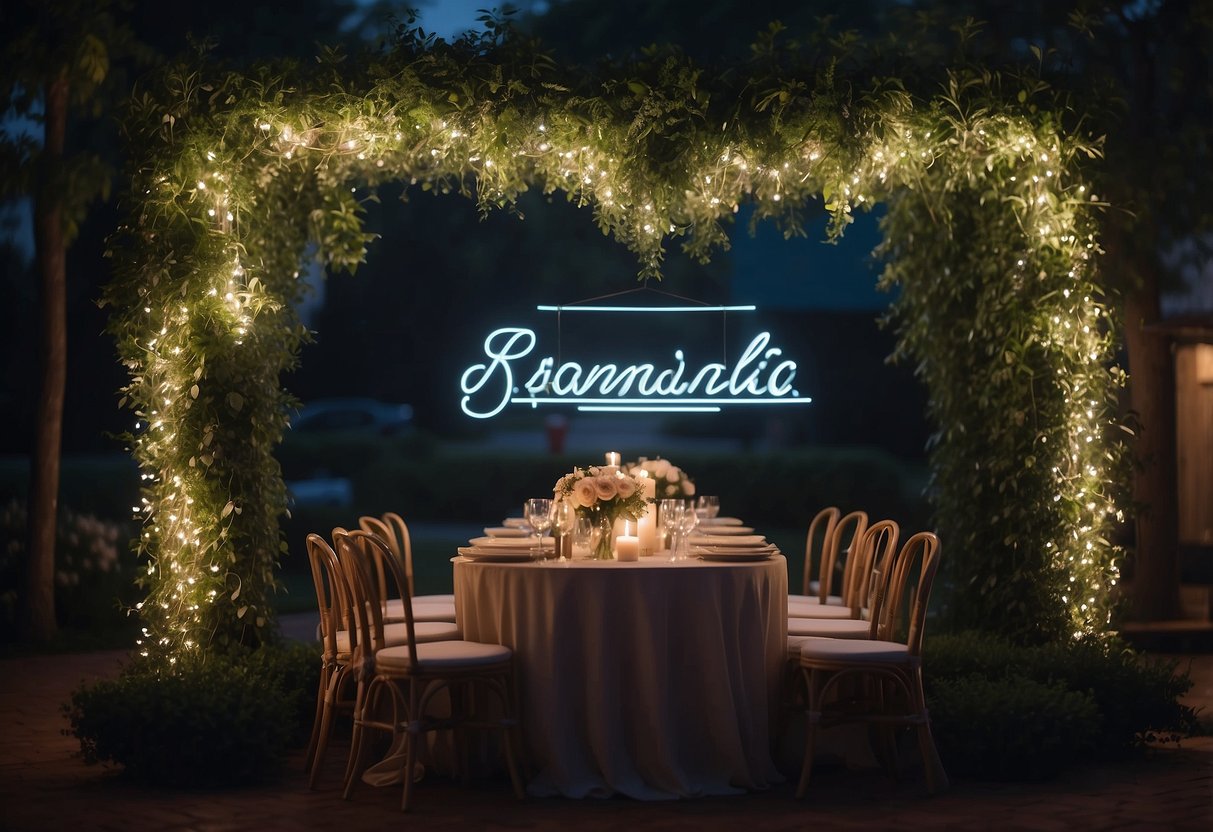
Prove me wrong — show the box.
[108,53,1124,661]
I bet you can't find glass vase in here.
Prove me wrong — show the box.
[591,511,616,560]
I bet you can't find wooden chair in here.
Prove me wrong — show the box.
[337,530,526,811]
[795,531,948,798]
[788,510,869,620]
[787,520,900,653]
[303,533,358,789]
[307,531,460,789]
[359,514,457,621]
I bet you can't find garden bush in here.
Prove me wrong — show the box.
[65,640,320,787]
[923,632,1201,780]
[0,499,142,640]
[927,674,1101,781]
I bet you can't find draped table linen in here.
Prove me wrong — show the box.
[453,555,788,799]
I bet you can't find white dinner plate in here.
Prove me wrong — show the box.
[695,525,754,535]
[483,526,529,537]
[457,547,535,562]
[502,517,530,528]
[702,517,744,526]
[691,543,778,554]
[468,536,554,549]
[696,550,776,561]
[687,534,767,547]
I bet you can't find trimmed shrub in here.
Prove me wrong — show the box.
[923,632,1202,779]
[928,674,1101,780]
[65,641,319,787]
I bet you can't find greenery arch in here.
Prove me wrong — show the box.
[104,23,1124,659]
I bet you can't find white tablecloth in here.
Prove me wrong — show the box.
[453,556,788,799]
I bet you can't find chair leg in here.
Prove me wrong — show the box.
[401,680,421,812]
[303,662,330,774]
[912,671,948,794]
[310,669,346,790]
[341,679,370,800]
[795,667,824,799]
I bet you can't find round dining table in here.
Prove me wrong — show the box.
[453,554,788,799]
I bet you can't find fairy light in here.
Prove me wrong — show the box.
[109,54,1125,664]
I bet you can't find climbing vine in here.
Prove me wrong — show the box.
[104,20,1124,658]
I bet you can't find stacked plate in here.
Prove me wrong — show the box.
[700,516,745,527]
[458,535,554,562]
[688,533,779,561]
[483,526,529,538]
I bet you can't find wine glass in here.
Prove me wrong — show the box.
[551,500,576,561]
[571,514,593,559]
[676,498,700,560]
[524,497,553,558]
[695,495,720,523]
[659,499,684,560]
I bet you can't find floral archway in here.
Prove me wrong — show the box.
[104,27,1123,659]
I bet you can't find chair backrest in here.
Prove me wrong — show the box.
[820,510,869,603]
[356,517,396,598]
[850,519,900,626]
[305,532,353,658]
[358,513,416,598]
[383,512,415,597]
[802,507,840,596]
[871,531,941,655]
[335,529,419,668]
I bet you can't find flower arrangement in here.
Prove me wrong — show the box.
[553,465,649,559]
[624,457,695,499]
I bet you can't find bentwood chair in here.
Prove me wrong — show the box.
[794,531,948,798]
[337,530,526,811]
[308,531,460,789]
[304,533,357,790]
[787,520,900,652]
[359,514,457,622]
[788,510,869,620]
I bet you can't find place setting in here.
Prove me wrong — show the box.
[687,531,779,561]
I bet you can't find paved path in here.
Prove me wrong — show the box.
[2,639,1209,831]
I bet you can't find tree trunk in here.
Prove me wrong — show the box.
[22,72,70,643]
[1121,265,1181,621]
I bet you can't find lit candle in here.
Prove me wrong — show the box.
[616,520,639,561]
[604,450,621,473]
[636,471,657,555]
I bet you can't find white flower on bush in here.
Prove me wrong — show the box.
[683,480,696,496]
[615,476,637,499]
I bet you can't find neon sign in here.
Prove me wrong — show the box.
[459,305,812,418]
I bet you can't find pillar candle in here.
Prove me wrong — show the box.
[616,521,640,561]
[636,472,657,555]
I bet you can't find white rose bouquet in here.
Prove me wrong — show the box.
[623,456,696,499]
[553,465,648,559]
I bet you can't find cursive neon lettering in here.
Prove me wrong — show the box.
[459,327,809,417]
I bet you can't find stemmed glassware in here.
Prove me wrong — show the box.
[551,499,576,562]
[695,495,720,522]
[524,497,553,559]
[659,498,685,561]
[675,498,700,560]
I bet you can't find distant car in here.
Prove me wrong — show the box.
[290,398,414,435]
[285,475,354,508]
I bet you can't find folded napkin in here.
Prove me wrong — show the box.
[468,535,554,549]
[702,516,744,526]
[687,534,767,547]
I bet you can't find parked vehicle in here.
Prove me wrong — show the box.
[290,398,414,435]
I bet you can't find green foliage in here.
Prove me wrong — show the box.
[928,673,1101,781]
[64,640,318,786]
[925,632,1202,775]
[103,11,1126,657]
[0,500,142,638]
